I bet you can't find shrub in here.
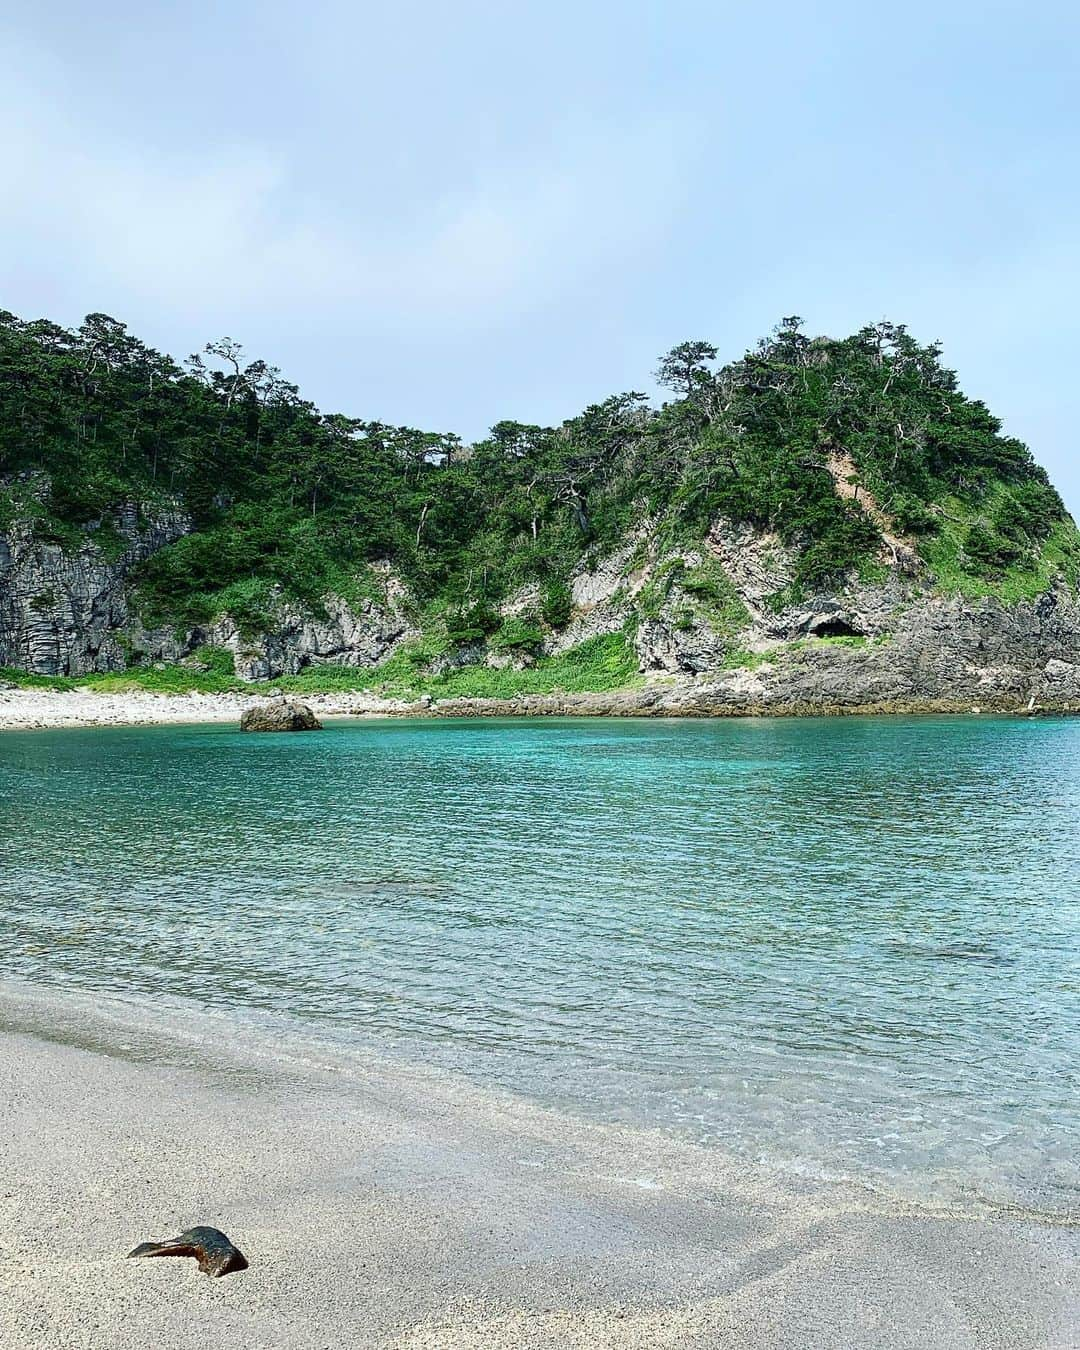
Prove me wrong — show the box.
[965,523,1023,572]
[445,601,499,644]
[209,577,278,639]
[491,617,544,651]
[190,644,236,677]
[541,579,573,628]
[891,494,939,535]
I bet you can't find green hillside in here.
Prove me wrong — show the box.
[2,308,1077,656]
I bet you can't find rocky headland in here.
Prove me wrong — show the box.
[2,504,1079,724]
[3,311,1079,720]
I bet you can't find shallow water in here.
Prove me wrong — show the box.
[3,715,1078,1213]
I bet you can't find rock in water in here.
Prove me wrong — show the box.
[240,700,322,732]
[128,1225,248,1277]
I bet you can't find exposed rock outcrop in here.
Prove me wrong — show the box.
[0,510,418,680]
[0,506,190,675]
[198,567,417,680]
[240,699,322,732]
[542,534,651,656]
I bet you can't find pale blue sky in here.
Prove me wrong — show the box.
[3,2,1077,510]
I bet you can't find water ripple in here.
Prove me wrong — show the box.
[2,715,1078,1213]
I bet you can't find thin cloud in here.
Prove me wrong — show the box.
[1,57,695,332]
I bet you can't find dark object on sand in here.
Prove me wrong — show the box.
[240,699,322,732]
[128,1225,248,1277]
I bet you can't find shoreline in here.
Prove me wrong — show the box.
[1,682,1075,731]
[2,985,1077,1349]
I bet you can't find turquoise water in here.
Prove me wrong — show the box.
[2,716,1078,1212]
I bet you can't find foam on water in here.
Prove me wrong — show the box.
[3,715,1078,1216]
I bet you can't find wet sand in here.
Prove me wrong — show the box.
[1,1001,1076,1349]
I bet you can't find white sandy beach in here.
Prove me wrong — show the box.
[1,987,1076,1350]
[0,686,405,732]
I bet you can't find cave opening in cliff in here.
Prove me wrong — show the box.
[810,617,864,639]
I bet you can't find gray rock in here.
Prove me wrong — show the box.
[203,576,417,680]
[240,701,322,732]
[0,501,418,681]
[0,505,190,675]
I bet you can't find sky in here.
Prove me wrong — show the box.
[2,1,1078,511]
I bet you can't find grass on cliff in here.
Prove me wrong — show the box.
[277,631,641,699]
[2,645,249,695]
[636,554,751,638]
[0,667,84,690]
[0,663,247,695]
[922,503,1080,602]
[0,632,642,701]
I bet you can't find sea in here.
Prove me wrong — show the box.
[3,714,1077,1217]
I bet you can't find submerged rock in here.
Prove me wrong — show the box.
[128,1225,248,1278]
[240,699,322,732]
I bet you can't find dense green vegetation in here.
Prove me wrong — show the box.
[1,308,1076,650]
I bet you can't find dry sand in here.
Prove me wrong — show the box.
[0,989,1076,1350]
[3,683,1047,730]
[0,687,406,731]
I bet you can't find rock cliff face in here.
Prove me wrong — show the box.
[2,506,1079,713]
[0,507,190,675]
[679,584,1080,713]
[0,511,417,680]
[195,567,417,681]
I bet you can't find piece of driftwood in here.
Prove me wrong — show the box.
[128,1225,248,1277]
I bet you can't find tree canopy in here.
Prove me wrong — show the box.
[0,309,1069,630]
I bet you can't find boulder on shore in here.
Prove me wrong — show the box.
[240,700,322,732]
